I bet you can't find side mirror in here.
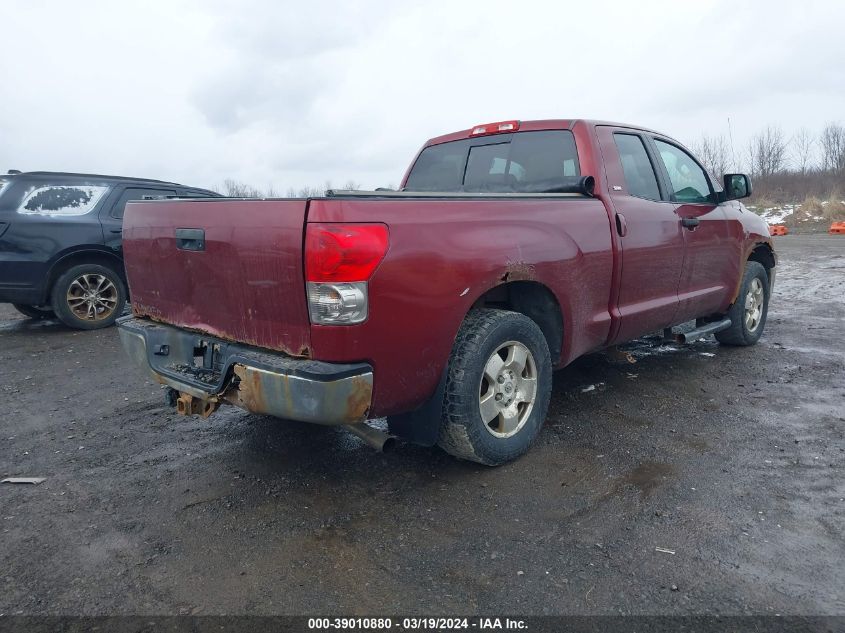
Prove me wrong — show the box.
[723,173,752,200]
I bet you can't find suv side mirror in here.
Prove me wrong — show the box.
[723,173,752,200]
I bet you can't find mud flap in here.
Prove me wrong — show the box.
[387,368,448,446]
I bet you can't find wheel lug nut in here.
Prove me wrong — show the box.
[497,376,505,384]
[495,393,502,401]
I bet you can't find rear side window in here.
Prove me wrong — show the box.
[405,130,580,193]
[111,187,177,218]
[613,134,661,201]
[653,140,712,203]
[18,184,110,216]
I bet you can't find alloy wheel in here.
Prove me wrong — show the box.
[478,341,538,438]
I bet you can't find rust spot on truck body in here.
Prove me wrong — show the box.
[133,311,311,359]
[226,364,267,413]
[223,363,372,425]
[345,375,373,422]
[500,260,536,283]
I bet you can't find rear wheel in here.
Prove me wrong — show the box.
[13,304,56,320]
[715,261,769,346]
[438,309,552,466]
[51,263,126,330]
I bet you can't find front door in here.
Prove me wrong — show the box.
[596,126,684,344]
[648,137,733,322]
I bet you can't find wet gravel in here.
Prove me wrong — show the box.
[1,234,843,616]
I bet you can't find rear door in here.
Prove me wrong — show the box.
[596,126,684,343]
[122,198,312,356]
[648,137,733,321]
[101,186,177,252]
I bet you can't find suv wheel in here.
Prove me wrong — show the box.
[51,263,127,330]
[715,261,770,346]
[13,304,56,320]
[438,309,552,466]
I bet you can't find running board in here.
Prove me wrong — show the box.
[674,318,732,344]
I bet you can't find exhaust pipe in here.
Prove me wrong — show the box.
[675,318,732,343]
[344,422,396,452]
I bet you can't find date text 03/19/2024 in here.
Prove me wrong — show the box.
[307,617,528,630]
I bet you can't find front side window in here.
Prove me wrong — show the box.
[405,130,580,193]
[18,185,110,216]
[613,133,661,200]
[654,140,712,203]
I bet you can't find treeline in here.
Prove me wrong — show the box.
[689,122,845,205]
[214,179,363,198]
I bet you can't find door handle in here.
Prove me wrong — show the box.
[175,228,205,251]
[615,213,628,237]
[681,217,700,230]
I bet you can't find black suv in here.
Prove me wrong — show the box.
[0,170,219,329]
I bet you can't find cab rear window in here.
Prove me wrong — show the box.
[405,130,580,193]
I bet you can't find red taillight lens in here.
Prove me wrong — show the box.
[469,120,520,137]
[305,223,389,282]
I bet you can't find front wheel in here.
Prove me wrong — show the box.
[13,304,56,320]
[438,309,552,466]
[51,263,127,330]
[715,261,770,346]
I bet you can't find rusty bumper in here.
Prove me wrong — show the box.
[117,316,373,425]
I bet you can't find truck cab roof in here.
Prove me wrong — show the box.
[423,119,666,148]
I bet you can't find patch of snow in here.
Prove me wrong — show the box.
[757,205,794,224]
[581,383,605,393]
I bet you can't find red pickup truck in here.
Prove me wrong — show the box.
[118,119,775,465]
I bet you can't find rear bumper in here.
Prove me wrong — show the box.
[117,316,373,425]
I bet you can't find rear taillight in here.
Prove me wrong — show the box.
[305,223,388,325]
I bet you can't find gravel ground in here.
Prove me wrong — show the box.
[1,234,843,616]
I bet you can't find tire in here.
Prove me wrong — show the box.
[51,263,127,330]
[715,261,769,346]
[438,309,552,466]
[13,304,56,320]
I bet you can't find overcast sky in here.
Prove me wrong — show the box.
[1,0,843,191]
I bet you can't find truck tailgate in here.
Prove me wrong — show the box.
[122,199,311,357]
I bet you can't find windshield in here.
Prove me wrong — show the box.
[405,130,580,193]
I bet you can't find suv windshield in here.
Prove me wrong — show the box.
[405,130,580,193]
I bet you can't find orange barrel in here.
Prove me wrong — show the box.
[769,224,788,236]
[829,221,845,235]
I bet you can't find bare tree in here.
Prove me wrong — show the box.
[285,185,325,198]
[747,126,788,178]
[219,179,264,197]
[791,127,816,174]
[819,122,845,172]
[691,134,732,179]
[219,180,362,199]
